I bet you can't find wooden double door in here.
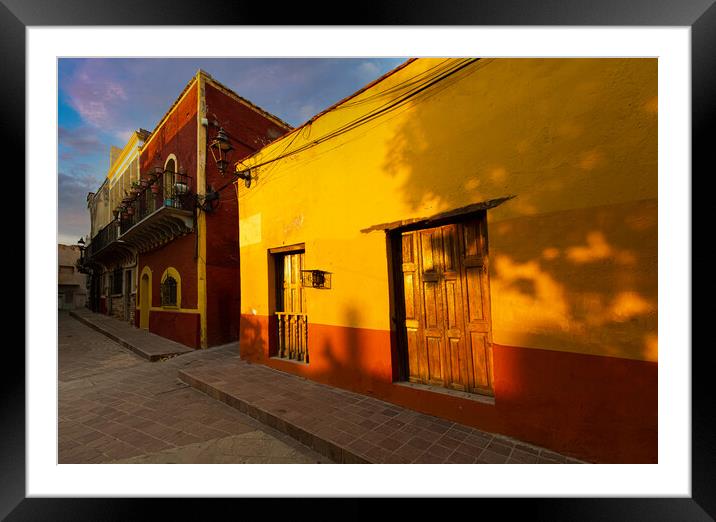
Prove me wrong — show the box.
[399,215,494,395]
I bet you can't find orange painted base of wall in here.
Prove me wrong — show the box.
[240,314,657,463]
[149,311,200,348]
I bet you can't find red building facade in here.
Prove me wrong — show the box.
[124,71,291,348]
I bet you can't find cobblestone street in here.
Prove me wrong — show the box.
[58,312,330,464]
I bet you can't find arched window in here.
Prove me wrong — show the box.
[160,267,181,308]
[161,276,177,307]
[164,156,176,205]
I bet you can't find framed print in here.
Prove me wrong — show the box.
[5,0,712,519]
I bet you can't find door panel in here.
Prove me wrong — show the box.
[403,273,417,319]
[426,336,443,383]
[423,282,441,329]
[281,252,305,314]
[470,333,491,389]
[400,214,493,395]
[406,327,421,382]
[464,266,485,322]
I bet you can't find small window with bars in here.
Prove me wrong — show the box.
[160,276,178,307]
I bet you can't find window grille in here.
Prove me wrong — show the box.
[161,276,178,307]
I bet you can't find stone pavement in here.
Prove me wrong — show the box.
[180,358,587,465]
[62,309,584,465]
[59,311,330,464]
[69,308,194,361]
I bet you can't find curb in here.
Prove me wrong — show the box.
[69,310,182,362]
[178,369,370,464]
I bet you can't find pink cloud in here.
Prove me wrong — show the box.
[65,62,129,128]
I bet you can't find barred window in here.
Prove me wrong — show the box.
[161,276,178,307]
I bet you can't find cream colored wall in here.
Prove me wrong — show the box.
[238,58,657,362]
[89,132,144,239]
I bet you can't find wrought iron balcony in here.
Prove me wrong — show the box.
[86,220,119,259]
[117,170,195,253]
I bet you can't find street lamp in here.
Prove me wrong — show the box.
[77,237,86,264]
[208,126,254,187]
[209,127,234,176]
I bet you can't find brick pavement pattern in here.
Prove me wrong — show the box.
[179,357,587,465]
[59,312,330,464]
[61,310,585,465]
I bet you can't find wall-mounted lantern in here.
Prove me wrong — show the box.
[209,127,234,176]
[77,237,86,264]
[235,169,253,188]
[300,270,332,289]
[209,126,254,188]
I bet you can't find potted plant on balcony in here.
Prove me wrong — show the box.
[139,178,150,189]
[130,180,141,194]
[150,179,161,194]
[174,179,189,196]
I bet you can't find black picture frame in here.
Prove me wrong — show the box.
[5,0,711,519]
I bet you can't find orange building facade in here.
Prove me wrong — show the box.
[234,58,658,463]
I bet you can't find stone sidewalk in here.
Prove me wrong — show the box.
[68,309,584,465]
[180,358,586,465]
[70,308,194,361]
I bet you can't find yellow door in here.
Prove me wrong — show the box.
[140,273,150,329]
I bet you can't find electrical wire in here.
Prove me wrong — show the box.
[210,58,483,201]
[242,58,479,176]
[235,58,493,203]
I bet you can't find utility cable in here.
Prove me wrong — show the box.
[210,58,481,199]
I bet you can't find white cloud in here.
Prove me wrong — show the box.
[357,61,380,80]
[298,104,317,123]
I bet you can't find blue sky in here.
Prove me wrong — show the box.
[58,58,407,245]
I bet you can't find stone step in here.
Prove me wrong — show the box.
[69,309,194,361]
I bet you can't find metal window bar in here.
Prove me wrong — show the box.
[160,277,177,306]
[163,169,191,210]
[275,312,309,363]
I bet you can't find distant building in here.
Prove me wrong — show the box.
[83,129,150,323]
[58,244,87,310]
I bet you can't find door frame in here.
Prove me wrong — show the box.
[139,267,151,329]
[388,210,494,395]
[267,243,306,358]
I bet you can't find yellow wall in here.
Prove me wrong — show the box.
[237,58,657,362]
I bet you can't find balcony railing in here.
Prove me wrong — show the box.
[86,220,119,259]
[119,170,193,235]
[275,312,309,363]
[82,170,195,262]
